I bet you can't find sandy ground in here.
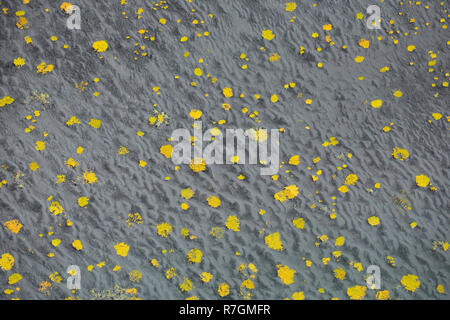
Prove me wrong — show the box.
[0,0,449,299]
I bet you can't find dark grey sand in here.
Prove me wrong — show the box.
[0,0,449,299]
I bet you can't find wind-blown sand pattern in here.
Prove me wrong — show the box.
[0,0,449,300]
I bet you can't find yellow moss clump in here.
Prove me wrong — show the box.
[265,232,283,251]
[83,171,97,184]
[225,215,240,231]
[347,285,367,300]
[60,2,73,13]
[0,253,15,271]
[180,188,194,200]
[345,173,358,185]
[261,29,275,40]
[392,147,409,160]
[222,87,233,98]
[114,242,130,257]
[274,185,299,202]
[49,201,64,215]
[206,195,221,208]
[218,282,230,297]
[4,220,22,234]
[36,62,54,74]
[292,217,305,229]
[160,144,173,158]
[92,40,109,52]
[277,265,296,285]
[187,249,203,263]
[376,290,390,300]
[0,96,15,107]
[401,274,420,292]
[415,175,430,188]
[189,158,206,172]
[157,223,173,238]
[72,240,83,251]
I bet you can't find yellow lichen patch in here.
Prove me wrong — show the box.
[274,185,299,202]
[180,188,194,200]
[189,158,206,172]
[83,171,97,184]
[416,175,430,188]
[358,38,370,48]
[345,173,358,185]
[368,216,380,226]
[432,113,442,120]
[160,144,173,158]
[393,90,403,98]
[347,285,366,300]
[285,2,297,12]
[277,265,296,285]
[323,24,332,31]
[291,291,305,300]
[392,147,410,160]
[354,56,365,63]
[218,282,230,297]
[179,278,193,292]
[265,232,283,251]
[338,185,348,193]
[114,242,130,257]
[66,116,81,126]
[51,239,61,247]
[261,29,275,40]
[0,96,15,107]
[292,217,305,229]
[206,195,221,208]
[401,274,420,292]
[129,270,142,283]
[118,146,129,155]
[65,157,79,168]
[187,249,203,263]
[77,196,89,208]
[189,109,202,120]
[288,155,300,165]
[72,240,83,251]
[29,161,39,171]
[0,253,15,271]
[334,268,346,280]
[49,201,64,216]
[35,140,46,151]
[335,236,345,246]
[92,40,109,52]
[156,223,173,238]
[225,215,240,231]
[14,57,25,67]
[370,99,383,108]
[36,62,54,74]
[89,118,102,129]
[4,220,22,234]
[8,273,22,285]
[376,290,390,300]
[222,87,233,98]
[200,272,213,283]
[60,3,73,13]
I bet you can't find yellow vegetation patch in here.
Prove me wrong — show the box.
[401,274,420,292]
[265,232,283,251]
[114,242,130,257]
[4,219,23,234]
[277,265,296,285]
